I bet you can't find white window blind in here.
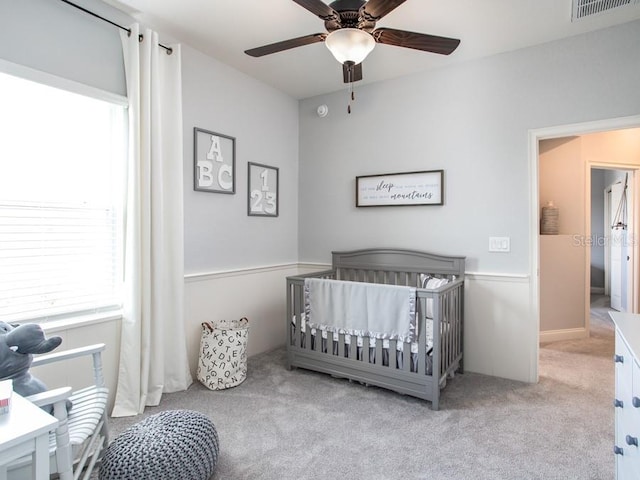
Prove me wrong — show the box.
[0,69,126,323]
[0,201,120,322]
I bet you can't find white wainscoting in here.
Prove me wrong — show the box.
[38,317,121,412]
[190,265,537,383]
[184,263,303,376]
[33,265,536,412]
[464,272,535,383]
[35,263,313,410]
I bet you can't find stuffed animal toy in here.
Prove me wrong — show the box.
[0,321,69,412]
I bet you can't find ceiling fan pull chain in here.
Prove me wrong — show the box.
[347,80,355,114]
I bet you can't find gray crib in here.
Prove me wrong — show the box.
[286,248,465,410]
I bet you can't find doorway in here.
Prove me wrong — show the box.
[529,115,640,380]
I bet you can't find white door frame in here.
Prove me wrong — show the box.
[605,186,611,296]
[529,114,640,381]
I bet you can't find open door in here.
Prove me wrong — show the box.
[609,175,632,312]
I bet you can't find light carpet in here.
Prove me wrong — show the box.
[102,297,615,480]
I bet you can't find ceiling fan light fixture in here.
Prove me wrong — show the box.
[325,28,375,65]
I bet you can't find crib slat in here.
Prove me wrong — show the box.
[448,289,454,366]
[449,290,455,366]
[300,282,308,349]
[417,298,426,375]
[287,282,294,349]
[403,343,411,372]
[375,339,383,366]
[351,269,358,281]
[457,287,463,361]
[432,292,442,379]
[454,290,459,359]
[441,293,448,372]
[389,339,397,370]
[293,282,301,348]
[454,287,461,362]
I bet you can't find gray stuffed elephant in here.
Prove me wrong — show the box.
[0,321,69,412]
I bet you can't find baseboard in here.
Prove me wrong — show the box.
[590,287,605,294]
[539,327,588,343]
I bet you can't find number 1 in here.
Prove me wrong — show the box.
[260,169,269,191]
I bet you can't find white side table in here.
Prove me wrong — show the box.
[0,393,58,480]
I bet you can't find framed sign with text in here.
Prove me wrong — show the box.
[194,127,235,194]
[248,162,279,217]
[356,170,443,207]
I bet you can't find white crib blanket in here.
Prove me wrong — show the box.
[304,278,417,343]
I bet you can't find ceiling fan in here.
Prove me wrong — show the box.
[245,0,461,85]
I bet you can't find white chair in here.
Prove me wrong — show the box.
[8,343,109,480]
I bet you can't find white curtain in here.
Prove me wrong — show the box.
[112,24,192,417]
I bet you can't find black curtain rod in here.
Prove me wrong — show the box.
[60,0,173,54]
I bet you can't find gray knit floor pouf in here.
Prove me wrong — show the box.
[99,409,219,480]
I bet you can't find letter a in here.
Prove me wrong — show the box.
[207,135,224,163]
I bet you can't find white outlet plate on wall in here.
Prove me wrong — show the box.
[489,236,510,252]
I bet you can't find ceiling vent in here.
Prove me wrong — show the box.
[572,0,639,20]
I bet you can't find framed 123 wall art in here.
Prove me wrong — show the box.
[248,162,278,217]
[194,127,235,194]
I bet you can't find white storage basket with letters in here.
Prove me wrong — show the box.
[197,317,249,390]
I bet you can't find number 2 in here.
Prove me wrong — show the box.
[250,190,263,213]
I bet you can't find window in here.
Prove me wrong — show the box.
[0,67,127,324]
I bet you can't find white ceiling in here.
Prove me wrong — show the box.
[107,0,640,99]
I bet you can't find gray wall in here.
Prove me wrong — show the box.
[0,0,128,95]
[298,21,640,273]
[591,168,606,288]
[182,47,299,273]
[0,0,300,275]
[2,0,640,381]
[591,169,605,289]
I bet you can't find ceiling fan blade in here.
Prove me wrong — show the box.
[360,0,407,21]
[293,0,339,20]
[343,62,363,83]
[373,28,460,55]
[245,33,327,57]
